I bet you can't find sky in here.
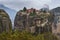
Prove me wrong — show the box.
[0,0,60,11]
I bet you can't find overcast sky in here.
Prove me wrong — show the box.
[0,0,60,11]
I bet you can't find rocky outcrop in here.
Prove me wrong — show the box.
[0,9,12,32]
[14,8,53,34]
[51,7,60,36]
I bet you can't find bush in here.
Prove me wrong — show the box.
[0,31,58,40]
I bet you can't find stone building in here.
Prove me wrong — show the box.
[0,9,12,32]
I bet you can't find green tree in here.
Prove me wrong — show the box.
[23,7,27,12]
[0,31,58,40]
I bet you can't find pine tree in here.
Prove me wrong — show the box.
[23,7,27,12]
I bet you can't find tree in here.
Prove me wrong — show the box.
[0,31,58,40]
[23,7,27,12]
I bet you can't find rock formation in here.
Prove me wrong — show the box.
[0,9,12,32]
[14,7,54,34]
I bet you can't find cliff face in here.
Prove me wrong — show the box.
[0,9,12,32]
[14,8,53,33]
[14,11,26,31]
[51,7,60,35]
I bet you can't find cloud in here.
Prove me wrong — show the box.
[0,0,60,11]
[0,0,52,11]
